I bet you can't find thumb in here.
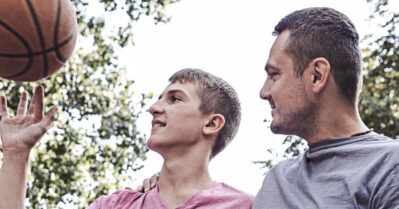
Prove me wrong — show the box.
[40,106,58,128]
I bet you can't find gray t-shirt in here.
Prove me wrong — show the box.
[252,134,399,209]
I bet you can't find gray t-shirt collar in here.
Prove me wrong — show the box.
[308,134,379,153]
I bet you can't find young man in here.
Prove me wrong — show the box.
[0,68,254,209]
[89,68,253,208]
[253,7,399,208]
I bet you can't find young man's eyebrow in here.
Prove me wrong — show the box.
[167,89,187,96]
[158,89,187,100]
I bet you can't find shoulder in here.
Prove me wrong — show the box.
[269,153,304,173]
[363,134,398,145]
[370,163,399,207]
[361,135,399,159]
[213,182,255,203]
[367,135,399,177]
[310,134,399,162]
[258,154,305,188]
[88,189,145,209]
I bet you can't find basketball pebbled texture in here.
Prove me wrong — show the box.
[0,0,77,82]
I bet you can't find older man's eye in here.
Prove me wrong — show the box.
[268,72,280,80]
[268,72,278,77]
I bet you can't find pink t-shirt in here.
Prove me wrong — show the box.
[88,182,254,209]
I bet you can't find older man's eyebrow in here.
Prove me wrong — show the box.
[264,65,269,73]
[264,64,280,73]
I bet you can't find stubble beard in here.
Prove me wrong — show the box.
[270,84,317,139]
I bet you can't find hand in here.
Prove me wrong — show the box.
[135,172,160,193]
[0,85,57,157]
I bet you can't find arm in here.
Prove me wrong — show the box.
[0,86,57,209]
[370,164,399,209]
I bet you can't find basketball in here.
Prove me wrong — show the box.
[0,0,77,82]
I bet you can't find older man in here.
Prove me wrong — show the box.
[254,7,399,208]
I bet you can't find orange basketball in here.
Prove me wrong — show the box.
[0,0,77,82]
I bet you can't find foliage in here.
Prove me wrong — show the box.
[360,0,399,139]
[0,0,179,208]
[253,135,306,172]
[253,120,307,172]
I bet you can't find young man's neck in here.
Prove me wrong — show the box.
[157,150,214,209]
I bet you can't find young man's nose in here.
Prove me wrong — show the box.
[149,102,164,115]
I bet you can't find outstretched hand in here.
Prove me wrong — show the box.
[0,85,57,156]
[0,85,57,209]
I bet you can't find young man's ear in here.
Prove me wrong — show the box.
[308,57,331,93]
[203,114,225,136]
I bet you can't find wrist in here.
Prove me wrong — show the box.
[2,149,31,163]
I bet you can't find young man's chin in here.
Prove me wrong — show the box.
[146,138,169,152]
[146,138,157,151]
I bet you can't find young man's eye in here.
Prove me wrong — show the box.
[171,96,181,102]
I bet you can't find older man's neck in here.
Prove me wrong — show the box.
[306,104,369,145]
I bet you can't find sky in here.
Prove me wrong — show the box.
[116,0,372,195]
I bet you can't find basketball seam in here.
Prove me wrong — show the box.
[0,33,75,58]
[54,0,66,62]
[0,19,34,79]
[26,0,49,78]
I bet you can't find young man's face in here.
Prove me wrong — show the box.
[260,30,316,136]
[147,81,208,153]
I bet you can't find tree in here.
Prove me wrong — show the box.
[253,121,307,172]
[360,0,399,139]
[256,0,399,172]
[0,0,180,208]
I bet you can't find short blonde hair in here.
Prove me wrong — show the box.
[169,68,241,159]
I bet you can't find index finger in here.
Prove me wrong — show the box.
[0,95,9,119]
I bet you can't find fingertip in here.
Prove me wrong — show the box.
[35,85,44,91]
[144,185,150,192]
[50,107,58,118]
[52,106,59,113]
[21,90,27,97]
[34,85,44,97]
[136,186,143,192]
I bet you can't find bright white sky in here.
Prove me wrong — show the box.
[117,0,372,195]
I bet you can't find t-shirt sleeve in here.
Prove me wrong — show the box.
[370,165,399,209]
[87,190,142,209]
[87,193,118,209]
[215,182,254,208]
